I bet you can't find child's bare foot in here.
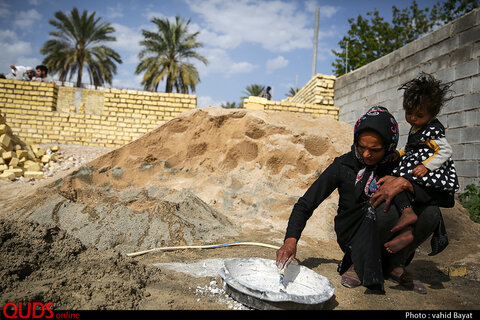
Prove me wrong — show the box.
[385,227,414,253]
[391,207,418,233]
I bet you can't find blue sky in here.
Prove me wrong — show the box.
[1,0,438,107]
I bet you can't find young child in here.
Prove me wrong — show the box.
[384,72,459,254]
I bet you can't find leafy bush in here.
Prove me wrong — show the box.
[458,184,480,224]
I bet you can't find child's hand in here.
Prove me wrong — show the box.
[412,164,429,178]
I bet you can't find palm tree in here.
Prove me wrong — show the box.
[221,101,240,109]
[285,87,299,97]
[40,7,122,88]
[136,16,208,93]
[240,84,265,100]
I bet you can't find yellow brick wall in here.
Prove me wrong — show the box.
[0,79,196,147]
[243,73,338,119]
[1,76,335,148]
[56,86,105,114]
[288,73,335,106]
[243,96,338,120]
[56,86,77,113]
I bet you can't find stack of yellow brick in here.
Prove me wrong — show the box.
[288,74,335,106]
[0,114,58,181]
[243,96,339,120]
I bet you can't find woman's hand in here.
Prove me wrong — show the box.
[370,176,413,211]
[276,238,297,270]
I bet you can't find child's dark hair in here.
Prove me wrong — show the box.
[398,72,453,117]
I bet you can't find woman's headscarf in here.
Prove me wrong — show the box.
[352,106,399,199]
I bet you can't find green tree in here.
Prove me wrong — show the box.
[136,16,208,93]
[331,0,478,77]
[391,1,434,47]
[241,84,265,100]
[285,87,299,98]
[431,0,479,26]
[40,7,122,87]
[221,101,241,109]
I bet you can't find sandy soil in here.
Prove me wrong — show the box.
[1,107,479,311]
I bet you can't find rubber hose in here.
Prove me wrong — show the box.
[126,241,281,257]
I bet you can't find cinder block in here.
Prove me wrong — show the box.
[1,150,12,160]
[8,156,19,167]
[23,171,44,179]
[455,160,478,177]
[447,112,466,128]
[0,171,16,180]
[446,127,464,144]
[6,168,23,177]
[24,160,42,172]
[41,154,51,163]
[458,25,480,47]
[464,92,480,109]
[455,60,479,80]
[448,265,467,277]
[463,126,480,143]
[0,133,11,150]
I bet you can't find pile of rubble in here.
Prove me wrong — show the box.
[0,114,59,181]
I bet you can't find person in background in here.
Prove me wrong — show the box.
[33,65,54,83]
[260,86,272,100]
[7,65,34,81]
[24,67,35,81]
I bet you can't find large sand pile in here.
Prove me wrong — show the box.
[5,107,352,253]
[86,107,352,240]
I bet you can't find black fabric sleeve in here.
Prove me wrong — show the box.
[285,158,340,240]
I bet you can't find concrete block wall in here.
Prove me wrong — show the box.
[243,95,339,120]
[0,79,196,147]
[334,8,480,191]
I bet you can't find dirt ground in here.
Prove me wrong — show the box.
[1,108,480,311]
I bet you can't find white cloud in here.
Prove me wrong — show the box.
[266,56,288,73]
[186,0,315,52]
[0,30,16,42]
[228,61,257,75]
[110,23,143,53]
[197,48,257,77]
[196,27,241,50]
[111,71,144,90]
[319,6,341,18]
[0,2,10,18]
[197,96,226,108]
[305,2,340,18]
[105,4,124,19]
[0,30,39,74]
[13,9,42,30]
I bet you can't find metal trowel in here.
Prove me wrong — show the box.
[279,267,286,292]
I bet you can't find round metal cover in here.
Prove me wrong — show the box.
[218,257,334,310]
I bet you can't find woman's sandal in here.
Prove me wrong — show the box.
[341,265,361,288]
[390,269,427,294]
